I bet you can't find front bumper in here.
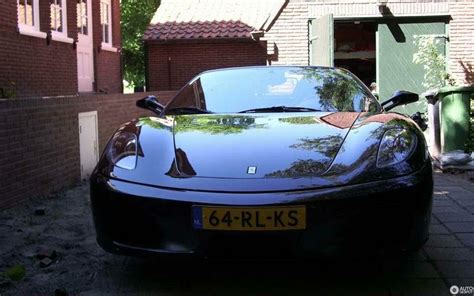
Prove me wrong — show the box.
[90,165,433,259]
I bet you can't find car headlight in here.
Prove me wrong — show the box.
[106,132,138,170]
[376,128,417,168]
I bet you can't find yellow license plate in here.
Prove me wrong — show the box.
[192,206,306,231]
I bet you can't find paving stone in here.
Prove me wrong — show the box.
[424,247,474,261]
[429,224,450,235]
[445,222,474,233]
[432,199,457,207]
[436,186,472,194]
[431,215,441,225]
[449,192,474,200]
[467,206,474,214]
[462,189,474,193]
[457,233,474,248]
[434,213,474,223]
[432,206,469,214]
[426,235,464,248]
[456,199,474,207]
[434,261,474,278]
[433,192,450,200]
[387,278,448,296]
[381,261,440,279]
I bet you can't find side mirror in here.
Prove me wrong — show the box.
[381,90,419,111]
[136,95,164,116]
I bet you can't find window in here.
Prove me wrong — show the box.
[100,0,116,52]
[165,67,378,113]
[18,0,35,27]
[100,0,112,45]
[17,0,45,38]
[50,0,72,43]
[50,0,66,34]
[77,0,88,35]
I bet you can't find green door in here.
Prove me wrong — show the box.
[377,21,446,115]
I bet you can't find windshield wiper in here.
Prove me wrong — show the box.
[238,106,322,113]
[166,107,213,115]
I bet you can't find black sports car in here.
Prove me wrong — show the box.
[91,66,433,259]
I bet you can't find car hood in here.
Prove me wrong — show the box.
[102,111,426,192]
[172,113,360,179]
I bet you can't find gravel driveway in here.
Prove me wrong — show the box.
[1,172,473,295]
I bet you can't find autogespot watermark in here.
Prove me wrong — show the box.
[451,285,474,295]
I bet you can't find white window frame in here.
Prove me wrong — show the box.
[17,0,47,39]
[100,0,117,52]
[50,0,74,44]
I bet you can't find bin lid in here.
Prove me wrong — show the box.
[438,85,474,95]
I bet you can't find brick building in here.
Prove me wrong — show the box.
[0,0,122,98]
[146,0,473,111]
[144,0,286,91]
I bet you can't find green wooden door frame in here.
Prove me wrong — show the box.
[308,14,334,67]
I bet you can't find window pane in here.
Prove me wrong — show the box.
[50,1,63,32]
[105,4,109,23]
[100,3,105,24]
[18,0,26,25]
[83,16,88,35]
[77,0,82,33]
[58,0,63,32]
[26,0,34,26]
[101,2,110,43]
[77,0,88,35]
[104,24,109,43]
[18,0,36,26]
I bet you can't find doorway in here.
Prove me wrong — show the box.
[309,16,447,114]
[77,0,94,92]
[334,22,376,89]
[79,111,99,181]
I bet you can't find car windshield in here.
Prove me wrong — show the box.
[165,67,380,114]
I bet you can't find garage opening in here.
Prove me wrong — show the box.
[334,22,376,89]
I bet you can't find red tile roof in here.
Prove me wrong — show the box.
[144,0,287,42]
[144,20,255,41]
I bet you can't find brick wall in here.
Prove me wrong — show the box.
[0,0,122,98]
[263,0,309,66]
[448,0,474,85]
[0,91,175,209]
[147,41,268,91]
[93,0,123,94]
[0,0,78,98]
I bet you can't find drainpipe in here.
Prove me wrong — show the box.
[167,55,172,90]
[144,41,149,91]
[119,47,124,93]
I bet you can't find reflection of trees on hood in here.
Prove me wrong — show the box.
[266,159,330,178]
[295,68,363,112]
[174,115,265,135]
[290,135,344,158]
[278,116,319,125]
[137,117,172,130]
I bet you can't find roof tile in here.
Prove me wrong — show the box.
[145,0,286,41]
[144,20,256,41]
